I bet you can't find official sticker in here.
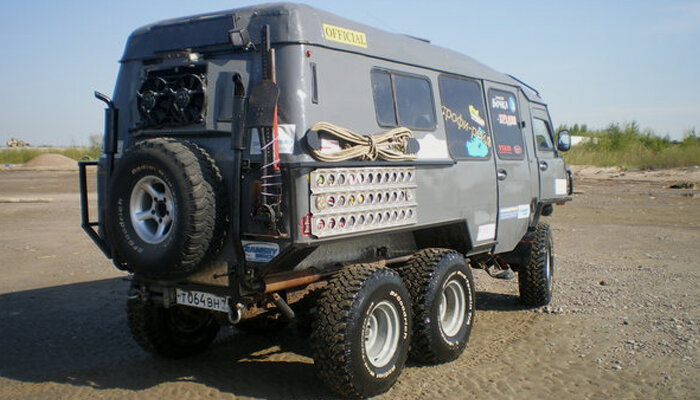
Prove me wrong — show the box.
[241,241,280,263]
[476,223,496,241]
[322,23,367,48]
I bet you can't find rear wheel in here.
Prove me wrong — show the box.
[399,249,475,363]
[311,265,411,398]
[518,222,554,306]
[127,289,220,358]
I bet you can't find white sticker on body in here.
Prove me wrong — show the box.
[500,204,530,220]
[517,204,530,219]
[249,125,296,155]
[277,124,296,154]
[555,179,567,195]
[476,223,496,241]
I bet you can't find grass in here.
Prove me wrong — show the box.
[0,146,101,164]
[558,122,700,169]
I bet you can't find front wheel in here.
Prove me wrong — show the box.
[311,265,412,398]
[518,222,554,306]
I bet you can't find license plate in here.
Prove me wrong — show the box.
[175,289,230,313]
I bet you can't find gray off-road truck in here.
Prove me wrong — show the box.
[80,3,572,397]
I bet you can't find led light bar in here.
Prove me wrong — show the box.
[308,167,417,238]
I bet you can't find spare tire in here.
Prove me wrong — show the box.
[106,138,221,279]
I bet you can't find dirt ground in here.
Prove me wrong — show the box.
[0,167,697,399]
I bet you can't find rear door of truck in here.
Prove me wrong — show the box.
[530,106,569,201]
[484,83,532,253]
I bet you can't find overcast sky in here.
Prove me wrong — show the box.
[1,0,698,145]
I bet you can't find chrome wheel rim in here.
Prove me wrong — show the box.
[129,175,175,244]
[439,278,466,338]
[364,300,400,368]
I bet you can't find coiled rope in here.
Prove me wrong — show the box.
[309,122,417,162]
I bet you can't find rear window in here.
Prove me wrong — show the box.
[488,89,524,160]
[438,75,492,159]
[370,69,436,131]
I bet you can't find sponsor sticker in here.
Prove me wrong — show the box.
[277,124,296,154]
[500,204,530,220]
[241,241,280,263]
[250,125,295,155]
[517,204,530,219]
[476,223,496,241]
[469,104,485,127]
[322,23,367,48]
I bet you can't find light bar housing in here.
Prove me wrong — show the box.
[308,167,417,238]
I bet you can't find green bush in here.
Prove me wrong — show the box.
[558,122,699,169]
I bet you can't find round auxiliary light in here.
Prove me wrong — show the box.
[316,195,327,210]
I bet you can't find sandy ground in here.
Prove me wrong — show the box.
[0,168,697,400]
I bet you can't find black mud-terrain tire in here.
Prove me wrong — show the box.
[126,295,220,358]
[518,222,554,306]
[311,265,412,398]
[106,138,218,279]
[398,249,475,364]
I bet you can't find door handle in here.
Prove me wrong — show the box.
[539,161,548,171]
[497,169,507,181]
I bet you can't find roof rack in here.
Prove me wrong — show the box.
[506,74,541,97]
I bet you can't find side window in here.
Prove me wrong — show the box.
[532,118,554,152]
[394,75,436,130]
[438,75,492,159]
[488,89,524,160]
[370,69,436,131]
[371,70,397,127]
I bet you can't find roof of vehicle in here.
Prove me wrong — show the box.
[123,2,543,102]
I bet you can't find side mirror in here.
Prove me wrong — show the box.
[557,130,571,152]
